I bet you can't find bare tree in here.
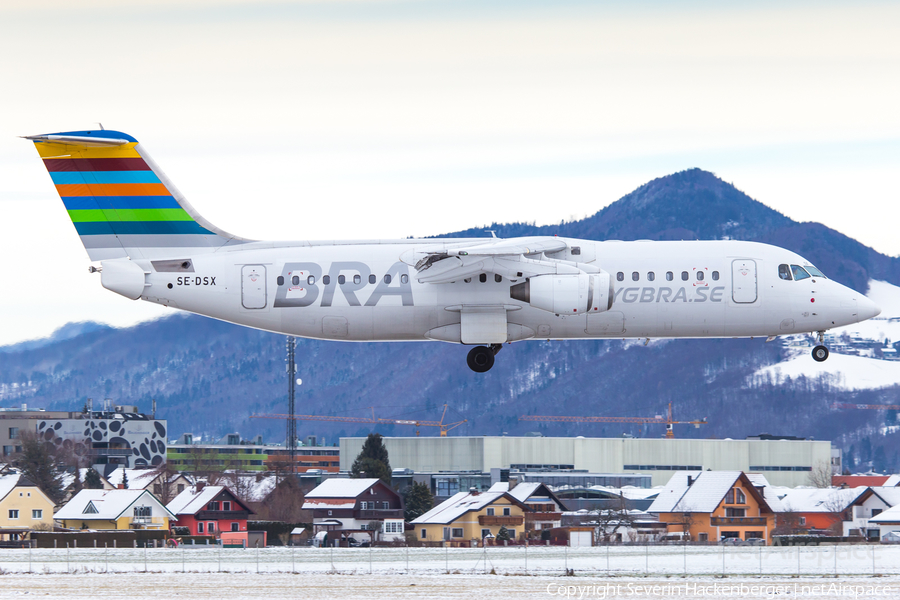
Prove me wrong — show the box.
[774,505,802,535]
[255,476,307,523]
[807,460,833,488]
[593,495,637,543]
[142,461,181,505]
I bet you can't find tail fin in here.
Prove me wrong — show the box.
[27,129,247,261]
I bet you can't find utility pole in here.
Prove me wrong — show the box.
[286,336,297,474]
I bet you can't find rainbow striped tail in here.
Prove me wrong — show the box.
[27,129,248,261]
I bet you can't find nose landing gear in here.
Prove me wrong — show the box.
[812,330,829,362]
[467,344,502,373]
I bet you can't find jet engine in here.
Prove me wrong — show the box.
[510,271,613,314]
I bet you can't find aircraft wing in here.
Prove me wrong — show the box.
[404,237,598,284]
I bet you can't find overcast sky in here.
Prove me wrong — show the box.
[1,0,899,346]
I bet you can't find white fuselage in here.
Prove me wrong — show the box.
[125,238,877,344]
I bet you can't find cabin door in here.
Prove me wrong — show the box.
[731,259,757,304]
[241,265,267,309]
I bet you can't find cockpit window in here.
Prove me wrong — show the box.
[778,264,792,280]
[805,265,826,278]
[791,265,811,281]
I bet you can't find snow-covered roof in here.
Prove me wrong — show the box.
[0,474,24,503]
[869,503,900,524]
[885,475,900,487]
[104,468,157,489]
[489,482,545,501]
[870,486,900,507]
[744,474,783,511]
[774,487,868,513]
[412,491,521,525]
[303,498,357,509]
[305,478,379,499]
[648,471,743,513]
[55,489,175,520]
[166,485,248,516]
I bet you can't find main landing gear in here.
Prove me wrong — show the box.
[812,330,829,362]
[467,344,502,373]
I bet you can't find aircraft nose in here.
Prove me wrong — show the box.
[858,295,881,321]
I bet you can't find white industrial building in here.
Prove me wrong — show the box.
[340,436,837,487]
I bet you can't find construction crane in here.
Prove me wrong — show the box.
[251,404,467,437]
[519,402,707,439]
[832,403,900,411]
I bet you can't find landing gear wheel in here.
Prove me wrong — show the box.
[812,345,829,362]
[467,346,495,373]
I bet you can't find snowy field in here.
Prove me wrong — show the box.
[1,545,900,598]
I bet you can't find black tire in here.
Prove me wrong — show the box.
[467,346,495,372]
[812,345,829,362]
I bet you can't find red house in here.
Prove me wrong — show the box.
[167,483,253,536]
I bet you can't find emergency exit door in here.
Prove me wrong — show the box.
[241,265,267,309]
[731,259,757,303]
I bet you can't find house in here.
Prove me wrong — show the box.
[648,471,776,544]
[167,484,253,537]
[54,489,174,530]
[832,474,900,488]
[867,501,900,539]
[0,473,56,541]
[771,486,869,535]
[302,478,405,544]
[488,481,568,532]
[836,487,900,539]
[411,488,529,544]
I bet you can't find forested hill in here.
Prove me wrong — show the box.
[2,169,899,472]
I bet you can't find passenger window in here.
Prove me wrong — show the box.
[617,272,624,282]
[353,274,361,284]
[806,265,826,278]
[697,271,704,281]
[292,275,300,285]
[400,274,409,284]
[571,247,581,256]
[384,274,391,284]
[778,264,792,280]
[323,275,330,285]
[681,271,689,281]
[494,274,502,283]
[791,265,811,281]
[647,272,655,282]
[632,271,639,281]
[277,276,284,286]
[479,274,487,283]
[368,274,376,284]
[712,271,719,281]
[464,278,471,283]
[338,275,346,285]
[308,276,315,285]
[666,272,673,281]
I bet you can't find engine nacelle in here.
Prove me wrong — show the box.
[510,272,613,314]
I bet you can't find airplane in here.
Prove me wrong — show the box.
[26,129,881,372]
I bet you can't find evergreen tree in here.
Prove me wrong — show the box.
[84,468,104,489]
[351,433,391,484]
[496,526,511,542]
[15,432,65,504]
[403,481,434,521]
[121,469,129,489]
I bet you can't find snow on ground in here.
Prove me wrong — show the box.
[2,546,900,599]
[751,280,900,391]
[5,572,900,600]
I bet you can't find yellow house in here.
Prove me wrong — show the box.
[411,489,529,544]
[54,489,174,530]
[0,473,55,540]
